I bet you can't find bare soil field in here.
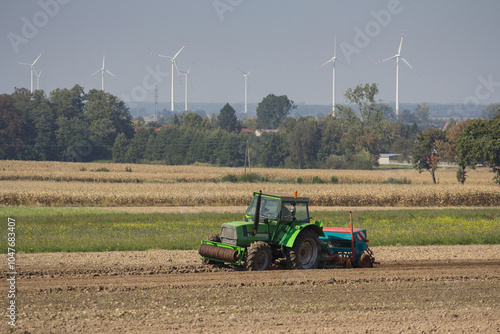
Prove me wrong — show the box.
[3,245,499,333]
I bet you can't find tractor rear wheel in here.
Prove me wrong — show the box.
[357,253,373,268]
[245,241,273,271]
[201,233,221,265]
[287,229,321,270]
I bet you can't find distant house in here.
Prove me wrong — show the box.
[255,129,280,136]
[379,153,401,165]
[238,127,253,134]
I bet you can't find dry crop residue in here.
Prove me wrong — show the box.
[3,245,499,333]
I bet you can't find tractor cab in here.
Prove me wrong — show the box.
[244,192,311,224]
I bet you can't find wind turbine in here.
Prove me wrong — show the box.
[237,67,254,114]
[180,61,195,111]
[375,29,418,119]
[89,50,116,91]
[319,34,349,116]
[13,50,44,93]
[152,41,189,112]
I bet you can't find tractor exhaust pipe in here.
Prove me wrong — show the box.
[253,190,262,235]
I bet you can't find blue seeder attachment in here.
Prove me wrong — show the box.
[320,227,371,267]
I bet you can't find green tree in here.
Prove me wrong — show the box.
[254,132,286,167]
[182,111,203,129]
[286,117,320,168]
[414,103,430,126]
[49,85,85,119]
[344,83,379,123]
[483,113,500,184]
[171,114,181,126]
[436,120,473,184]
[125,127,154,163]
[0,94,25,159]
[11,88,37,159]
[31,90,57,160]
[256,94,296,129]
[456,119,488,183]
[218,132,245,167]
[153,126,189,165]
[55,115,89,162]
[84,89,134,160]
[217,103,238,132]
[399,109,417,124]
[317,115,343,162]
[112,133,130,163]
[412,127,446,184]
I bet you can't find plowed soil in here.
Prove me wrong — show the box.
[3,245,499,333]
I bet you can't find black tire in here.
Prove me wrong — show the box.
[287,229,321,270]
[357,253,373,268]
[201,233,221,265]
[245,241,273,271]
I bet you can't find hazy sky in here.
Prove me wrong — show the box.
[2,1,500,110]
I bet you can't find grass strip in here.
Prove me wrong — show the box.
[1,207,499,253]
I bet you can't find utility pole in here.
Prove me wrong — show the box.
[154,84,159,122]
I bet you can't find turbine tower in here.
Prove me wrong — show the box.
[152,41,189,112]
[180,61,194,111]
[375,29,418,119]
[237,68,253,114]
[13,50,44,93]
[319,35,349,116]
[33,68,43,91]
[89,50,116,91]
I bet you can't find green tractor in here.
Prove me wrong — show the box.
[198,191,325,270]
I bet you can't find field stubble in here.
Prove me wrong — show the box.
[1,160,499,207]
[1,180,499,207]
[0,160,495,184]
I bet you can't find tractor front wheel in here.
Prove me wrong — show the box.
[245,241,273,271]
[287,229,321,270]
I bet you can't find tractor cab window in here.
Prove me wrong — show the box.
[246,196,280,221]
[281,202,309,222]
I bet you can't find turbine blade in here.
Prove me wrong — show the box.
[88,69,103,77]
[337,58,353,70]
[13,61,31,66]
[102,50,106,68]
[187,59,196,73]
[151,52,171,59]
[236,67,247,75]
[400,57,418,75]
[375,55,397,64]
[319,58,334,69]
[334,34,337,58]
[247,66,256,76]
[174,60,183,84]
[173,40,189,60]
[106,69,116,78]
[398,29,405,55]
[32,50,44,66]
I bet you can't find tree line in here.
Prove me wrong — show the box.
[1,84,499,184]
[0,86,133,162]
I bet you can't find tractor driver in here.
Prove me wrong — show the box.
[281,202,296,221]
